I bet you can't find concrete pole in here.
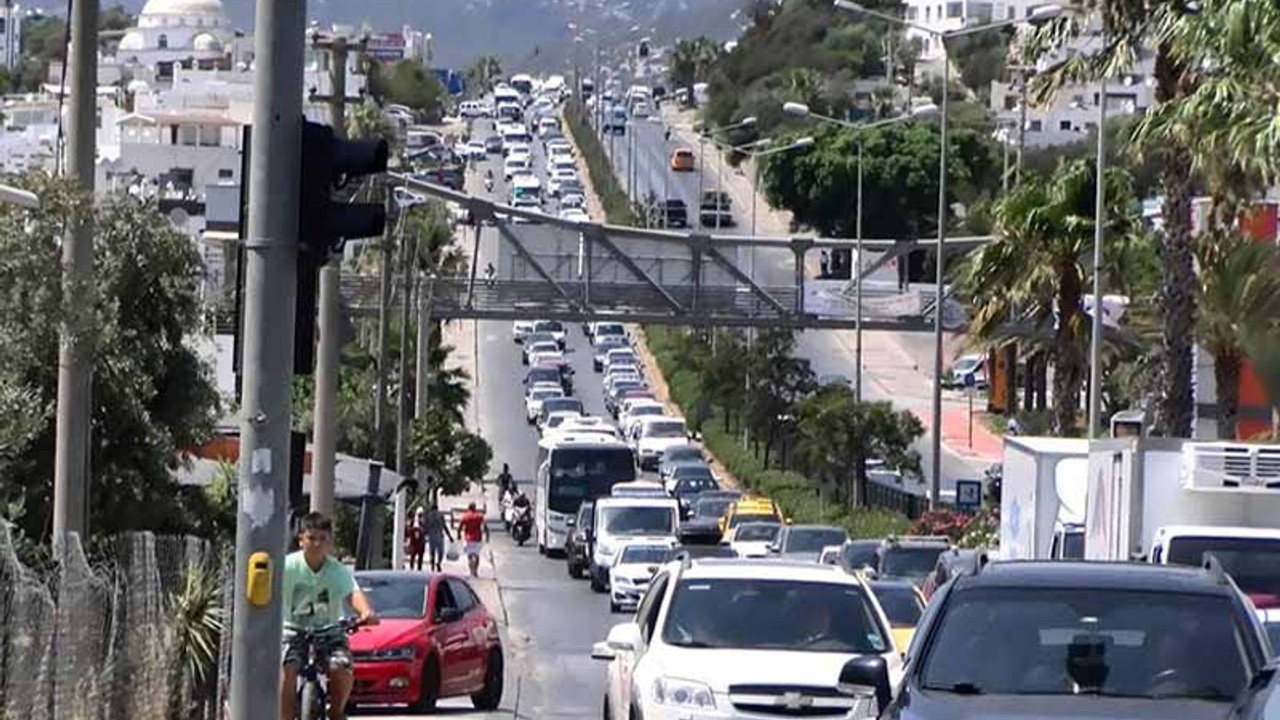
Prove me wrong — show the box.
[395,227,416,479]
[227,0,305,715]
[1017,68,1028,185]
[374,195,395,464]
[1087,40,1108,440]
[400,276,436,568]
[311,36,348,517]
[51,0,98,555]
[929,47,949,510]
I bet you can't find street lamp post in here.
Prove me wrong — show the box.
[1087,25,1108,439]
[783,102,938,404]
[833,0,1063,508]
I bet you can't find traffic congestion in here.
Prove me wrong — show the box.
[364,77,1280,719]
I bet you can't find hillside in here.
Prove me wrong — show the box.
[27,0,753,70]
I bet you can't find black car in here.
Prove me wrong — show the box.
[665,543,738,561]
[565,501,594,579]
[850,561,1273,720]
[657,199,689,228]
[484,135,504,153]
[837,538,881,571]
[688,490,742,524]
[699,190,734,228]
[770,524,849,561]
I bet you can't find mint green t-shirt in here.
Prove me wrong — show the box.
[281,551,357,631]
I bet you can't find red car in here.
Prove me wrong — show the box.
[348,571,503,712]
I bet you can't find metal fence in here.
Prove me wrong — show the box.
[0,524,231,720]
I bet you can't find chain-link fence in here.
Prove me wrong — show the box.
[0,524,232,720]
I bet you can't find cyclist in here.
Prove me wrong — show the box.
[280,512,377,720]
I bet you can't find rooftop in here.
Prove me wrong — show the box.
[962,561,1230,595]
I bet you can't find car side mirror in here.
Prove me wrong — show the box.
[436,607,463,624]
[837,655,891,716]
[768,542,781,554]
[604,622,642,652]
[566,518,577,528]
[590,641,615,661]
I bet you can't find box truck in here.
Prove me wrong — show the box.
[1086,437,1280,605]
[998,437,1089,560]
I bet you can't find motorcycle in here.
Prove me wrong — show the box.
[511,504,533,546]
[484,177,494,193]
[501,489,516,531]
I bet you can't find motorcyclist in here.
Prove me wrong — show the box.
[510,490,533,543]
[497,463,514,495]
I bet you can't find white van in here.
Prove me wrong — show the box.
[511,175,542,205]
[588,496,680,592]
[537,116,560,138]
[501,126,534,154]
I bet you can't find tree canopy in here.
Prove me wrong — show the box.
[368,59,446,121]
[0,175,220,542]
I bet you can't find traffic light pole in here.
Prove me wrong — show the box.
[228,0,305,717]
[311,35,349,518]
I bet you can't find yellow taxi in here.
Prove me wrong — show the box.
[718,496,785,540]
[868,579,928,652]
[670,148,696,171]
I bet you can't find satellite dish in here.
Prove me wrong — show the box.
[168,207,190,230]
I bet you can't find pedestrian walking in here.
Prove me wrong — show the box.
[405,508,427,571]
[485,261,496,287]
[456,502,489,578]
[819,250,830,278]
[423,502,453,572]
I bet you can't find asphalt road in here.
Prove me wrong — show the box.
[369,118,623,720]
[597,109,991,492]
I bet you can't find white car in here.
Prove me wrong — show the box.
[513,320,536,342]
[532,319,568,348]
[560,193,587,210]
[503,156,531,181]
[541,410,583,435]
[548,169,580,198]
[459,141,487,159]
[559,208,590,224]
[523,340,561,365]
[634,416,690,470]
[546,138,572,154]
[730,521,783,558]
[525,385,565,423]
[592,560,904,720]
[608,541,675,613]
[510,197,541,223]
[589,496,680,592]
[621,402,667,438]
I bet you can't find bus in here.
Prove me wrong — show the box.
[535,435,636,553]
[510,74,535,97]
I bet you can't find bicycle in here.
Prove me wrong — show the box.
[291,616,367,720]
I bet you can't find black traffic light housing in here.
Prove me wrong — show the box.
[294,120,389,374]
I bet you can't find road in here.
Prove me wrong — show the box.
[594,108,992,494]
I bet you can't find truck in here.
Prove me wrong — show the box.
[1085,437,1280,606]
[998,436,1089,561]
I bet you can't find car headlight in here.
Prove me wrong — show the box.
[597,542,615,557]
[362,645,416,662]
[652,677,716,709]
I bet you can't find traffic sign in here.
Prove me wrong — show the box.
[955,479,982,514]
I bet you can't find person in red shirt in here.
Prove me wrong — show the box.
[405,508,426,571]
[456,502,489,578]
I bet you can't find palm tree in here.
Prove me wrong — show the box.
[962,158,1136,435]
[466,55,503,98]
[1195,238,1280,439]
[1022,2,1200,437]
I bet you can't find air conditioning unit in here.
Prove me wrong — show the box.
[1181,442,1280,492]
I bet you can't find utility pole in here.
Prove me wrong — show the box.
[51,0,98,555]
[228,0,305,718]
[310,33,349,518]
[374,194,395,464]
[395,227,417,486]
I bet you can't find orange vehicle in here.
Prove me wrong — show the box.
[670,148,695,171]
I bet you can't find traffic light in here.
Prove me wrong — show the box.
[294,120,389,374]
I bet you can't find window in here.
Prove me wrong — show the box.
[158,33,168,49]
[1029,120,1043,132]
[970,2,993,21]
[906,5,918,19]
[637,573,669,643]
[1004,94,1018,111]
[947,2,963,16]
[356,575,428,619]
[218,168,233,179]
[447,578,477,613]
[178,125,198,146]
[1059,120,1072,131]
[925,6,931,19]
[199,125,220,147]
[432,580,457,621]
[1007,6,1015,18]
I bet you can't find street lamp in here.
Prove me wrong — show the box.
[783,102,937,405]
[695,116,757,231]
[834,0,1063,509]
[744,136,815,237]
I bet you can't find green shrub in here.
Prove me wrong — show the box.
[564,102,637,226]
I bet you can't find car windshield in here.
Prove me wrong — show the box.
[785,528,848,553]
[629,405,663,418]
[526,332,555,345]
[526,368,560,385]
[597,338,628,351]
[600,505,675,535]
[645,421,686,438]
[547,450,636,513]
[611,382,643,397]
[535,321,564,333]
[663,447,702,463]
[921,588,1249,700]
[871,585,924,628]
[1166,536,1280,596]
[673,465,713,480]
[531,388,562,400]
[881,546,947,578]
[952,358,980,374]
[620,545,670,564]
[530,342,558,354]
[729,512,779,529]
[843,543,879,569]
[596,324,625,336]
[1265,622,1280,655]
[542,398,583,414]
[353,575,428,619]
[734,524,780,542]
[663,578,889,653]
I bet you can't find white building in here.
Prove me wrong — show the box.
[117,0,235,82]
[903,0,1053,60]
[0,3,23,70]
[989,35,1157,148]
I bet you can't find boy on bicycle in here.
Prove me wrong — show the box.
[281,512,377,720]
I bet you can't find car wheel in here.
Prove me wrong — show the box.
[538,542,546,555]
[609,600,620,613]
[470,649,504,710]
[568,559,583,579]
[589,566,605,593]
[410,656,440,713]
[603,696,612,720]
